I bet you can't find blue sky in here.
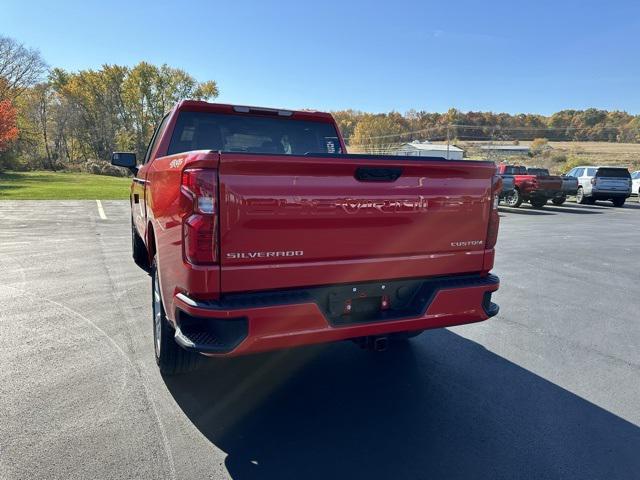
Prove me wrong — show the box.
[3,0,639,114]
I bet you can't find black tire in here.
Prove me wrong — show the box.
[576,187,587,204]
[530,198,547,208]
[586,197,596,205]
[152,259,201,375]
[505,188,523,208]
[612,198,625,207]
[552,196,566,206]
[132,219,150,271]
[390,330,425,341]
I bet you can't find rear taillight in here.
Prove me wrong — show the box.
[181,168,218,265]
[181,168,217,214]
[486,175,501,249]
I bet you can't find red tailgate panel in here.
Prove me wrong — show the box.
[218,153,495,293]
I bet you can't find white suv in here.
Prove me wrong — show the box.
[632,171,640,202]
[565,166,632,207]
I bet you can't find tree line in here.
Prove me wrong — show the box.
[0,35,218,173]
[336,109,640,153]
[1,34,639,173]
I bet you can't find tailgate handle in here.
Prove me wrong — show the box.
[355,167,402,182]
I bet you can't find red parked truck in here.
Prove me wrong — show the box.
[112,101,501,374]
[497,164,564,208]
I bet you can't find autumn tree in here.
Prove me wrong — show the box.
[349,112,408,153]
[50,65,130,161]
[18,82,71,170]
[51,62,219,162]
[0,35,48,101]
[121,62,219,157]
[0,99,19,151]
[331,110,363,144]
[0,99,19,172]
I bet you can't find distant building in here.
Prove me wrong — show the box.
[479,145,530,156]
[395,140,464,160]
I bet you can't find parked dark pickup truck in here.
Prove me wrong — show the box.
[112,100,501,375]
[557,172,579,205]
[498,164,563,208]
[527,168,577,205]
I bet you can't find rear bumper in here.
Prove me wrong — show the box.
[590,190,631,199]
[527,189,564,200]
[172,274,500,356]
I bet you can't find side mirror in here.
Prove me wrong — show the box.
[111,152,137,174]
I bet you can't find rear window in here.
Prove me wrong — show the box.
[527,168,549,176]
[596,167,631,178]
[503,165,527,174]
[167,111,342,156]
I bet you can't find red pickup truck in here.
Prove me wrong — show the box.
[112,101,501,374]
[498,164,564,208]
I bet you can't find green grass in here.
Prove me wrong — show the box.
[0,171,131,200]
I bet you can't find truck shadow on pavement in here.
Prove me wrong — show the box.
[565,203,610,210]
[538,206,604,214]
[164,329,640,480]
[566,201,640,211]
[498,207,555,215]
[620,202,640,210]
[499,205,605,215]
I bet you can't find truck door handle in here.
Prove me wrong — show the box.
[354,167,402,182]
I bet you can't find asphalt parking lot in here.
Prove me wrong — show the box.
[1,199,639,480]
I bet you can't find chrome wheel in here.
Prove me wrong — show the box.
[153,268,162,357]
[505,189,521,207]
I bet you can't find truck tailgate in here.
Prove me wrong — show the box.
[561,176,579,192]
[537,176,563,190]
[218,153,495,293]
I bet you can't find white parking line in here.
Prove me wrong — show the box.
[96,200,107,220]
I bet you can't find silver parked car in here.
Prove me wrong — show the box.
[632,171,640,202]
[565,166,632,207]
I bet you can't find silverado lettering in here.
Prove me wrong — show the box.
[226,251,304,259]
[338,197,428,214]
[114,100,501,375]
[244,197,428,215]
